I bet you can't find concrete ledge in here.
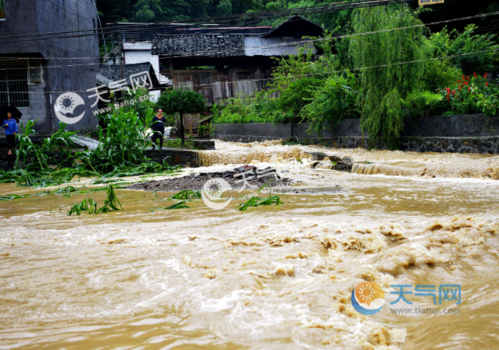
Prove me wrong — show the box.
[404,114,499,137]
[213,114,499,154]
[214,134,499,154]
[214,114,499,139]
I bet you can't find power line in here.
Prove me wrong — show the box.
[151,11,499,59]
[91,0,108,59]
[1,48,496,94]
[0,10,497,67]
[0,0,414,44]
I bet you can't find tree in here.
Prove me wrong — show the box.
[96,0,134,23]
[216,0,232,16]
[301,73,359,135]
[349,5,425,149]
[133,0,163,22]
[157,88,206,145]
[427,24,499,76]
[277,77,324,122]
[161,0,211,22]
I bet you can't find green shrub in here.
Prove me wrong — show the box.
[301,74,359,135]
[420,59,462,93]
[403,90,444,118]
[277,77,324,121]
[214,92,285,124]
[427,24,499,75]
[438,74,499,117]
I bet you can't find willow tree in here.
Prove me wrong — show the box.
[349,5,425,149]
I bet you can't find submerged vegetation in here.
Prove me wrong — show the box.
[171,189,202,200]
[236,195,284,211]
[158,200,191,210]
[67,185,123,216]
[0,193,30,201]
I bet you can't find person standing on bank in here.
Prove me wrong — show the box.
[151,109,165,150]
[3,112,18,155]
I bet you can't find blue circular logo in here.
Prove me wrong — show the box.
[351,282,385,315]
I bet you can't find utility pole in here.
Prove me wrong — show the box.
[119,36,124,100]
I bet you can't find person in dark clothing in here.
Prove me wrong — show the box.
[2,112,18,155]
[151,109,165,150]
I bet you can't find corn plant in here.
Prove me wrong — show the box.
[15,120,78,172]
[67,198,99,216]
[91,109,154,172]
[98,185,123,213]
[66,185,123,216]
[2,110,179,188]
[158,200,190,210]
[170,190,201,200]
[236,195,284,211]
[0,194,30,201]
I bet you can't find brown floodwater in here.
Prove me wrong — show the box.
[1,141,499,349]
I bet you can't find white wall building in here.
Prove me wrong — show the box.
[123,42,170,102]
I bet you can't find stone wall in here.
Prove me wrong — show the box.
[213,114,499,154]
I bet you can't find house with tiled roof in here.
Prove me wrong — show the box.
[147,16,325,106]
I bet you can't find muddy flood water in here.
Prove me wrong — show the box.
[2,140,499,349]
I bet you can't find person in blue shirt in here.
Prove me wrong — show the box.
[2,112,18,155]
[151,109,165,150]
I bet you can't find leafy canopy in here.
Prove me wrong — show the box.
[426,24,499,75]
[157,88,206,115]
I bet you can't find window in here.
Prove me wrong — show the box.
[0,69,30,108]
[28,64,43,84]
[0,0,5,20]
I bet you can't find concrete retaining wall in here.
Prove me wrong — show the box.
[213,114,499,154]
